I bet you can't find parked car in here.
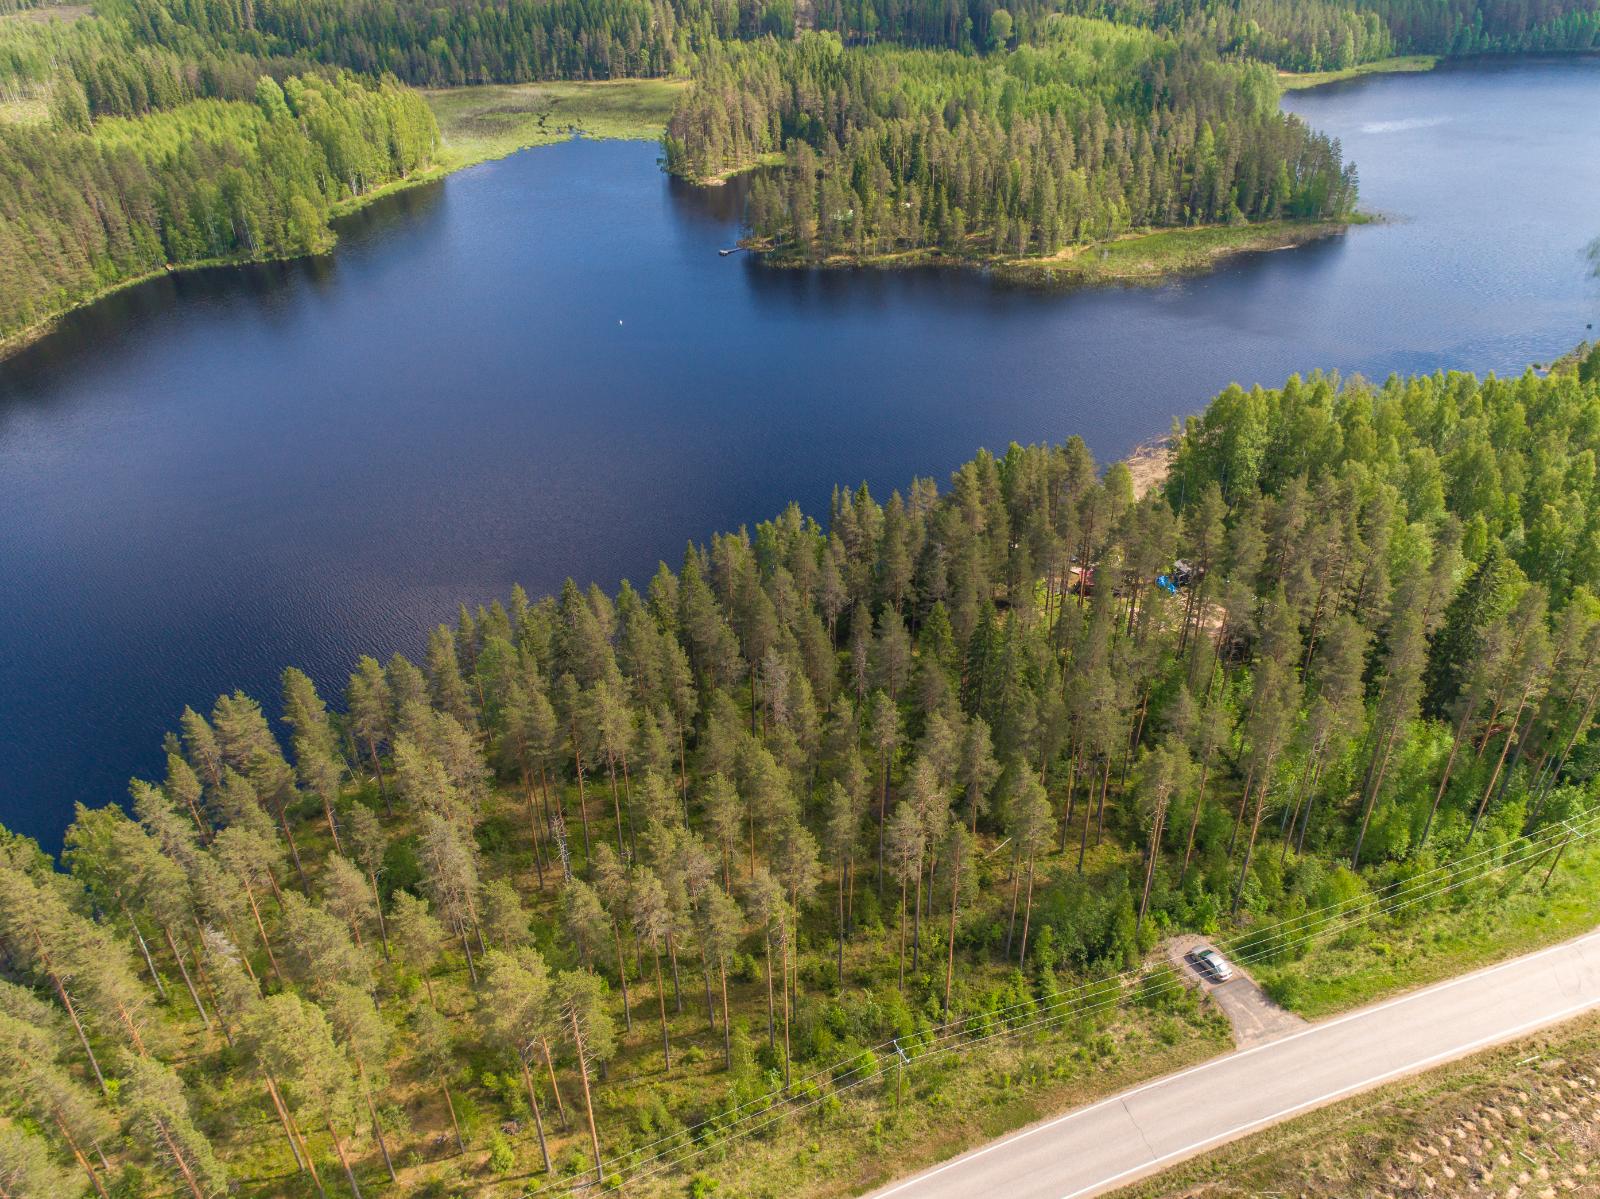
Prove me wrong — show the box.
[1194,947,1234,982]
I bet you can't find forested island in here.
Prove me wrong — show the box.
[4,0,1600,347]
[3,344,1600,1196]
[662,24,1358,269]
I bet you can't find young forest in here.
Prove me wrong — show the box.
[4,345,1600,1196]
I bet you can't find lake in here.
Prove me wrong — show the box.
[2,57,1597,850]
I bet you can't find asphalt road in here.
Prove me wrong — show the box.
[867,929,1600,1199]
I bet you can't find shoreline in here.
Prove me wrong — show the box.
[745,217,1360,287]
[17,41,1572,364]
[1277,53,1439,90]
[0,176,445,366]
[1124,434,1175,499]
[0,248,320,363]
[0,79,683,366]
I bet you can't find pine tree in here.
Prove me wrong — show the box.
[120,1055,228,1199]
[478,948,558,1173]
[556,969,617,1185]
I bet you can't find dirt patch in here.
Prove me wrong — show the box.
[1168,934,1307,1048]
[1124,436,1173,500]
[0,3,92,21]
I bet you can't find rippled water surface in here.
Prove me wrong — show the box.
[2,57,1598,847]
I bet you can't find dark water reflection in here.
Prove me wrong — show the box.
[2,57,1598,847]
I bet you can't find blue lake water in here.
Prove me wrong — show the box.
[2,56,1598,849]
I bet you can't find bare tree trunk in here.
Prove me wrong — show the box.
[321,797,343,857]
[764,937,775,1048]
[123,905,166,999]
[878,753,889,897]
[355,1060,396,1183]
[540,1037,568,1129]
[1094,757,1111,845]
[327,1121,363,1198]
[526,784,546,890]
[1017,858,1037,964]
[700,948,717,1031]
[569,1009,604,1185]
[899,877,910,987]
[263,1073,306,1173]
[572,737,593,866]
[911,862,923,972]
[1233,783,1269,914]
[1228,764,1257,859]
[53,1109,109,1199]
[1180,748,1213,883]
[364,870,389,960]
[943,834,961,1019]
[1137,796,1169,930]
[606,757,626,856]
[31,929,106,1094]
[519,1058,553,1173]
[718,958,733,1069]
[154,1118,207,1199]
[1076,770,1094,873]
[242,876,284,982]
[780,927,792,1090]
[666,929,683,1014]
[162,925,210,1028]
[439,1079,465,1154]
[1352,723,1401,867]
[1422,704,1476,846]
[610,925,632,1032]
[652,947,672,1071]
[1471,686,1535,838]
[837,855,847,989]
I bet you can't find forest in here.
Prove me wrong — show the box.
[662,23,1357,261]
[0,69,438,343]
[3,346,1600,1196]
[100,0,1600,81]
[3,0,1599,343]
[0,0,442,346]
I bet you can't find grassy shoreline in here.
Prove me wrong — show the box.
[1,68,1383,362]
[750,217,1358,287]
[1278,53,1439,90]
[998,218,1358,285]
[422,78,685,170]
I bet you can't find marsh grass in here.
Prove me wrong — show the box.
[423,79,686,171]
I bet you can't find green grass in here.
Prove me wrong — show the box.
[678,832,1600,1199]
[1111,1009,1600,1198]
[1256,839,1600,1019]
[993,219,1352,285]
[1277,54,1438,91]
[0,93,49,125]
[422,78,686,171]
[768,218,1355,285]
[629,1002,1232,1199]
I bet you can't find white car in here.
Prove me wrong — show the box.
[1195,947,1234,982]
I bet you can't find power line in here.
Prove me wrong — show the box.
[524,813,1597,1194]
